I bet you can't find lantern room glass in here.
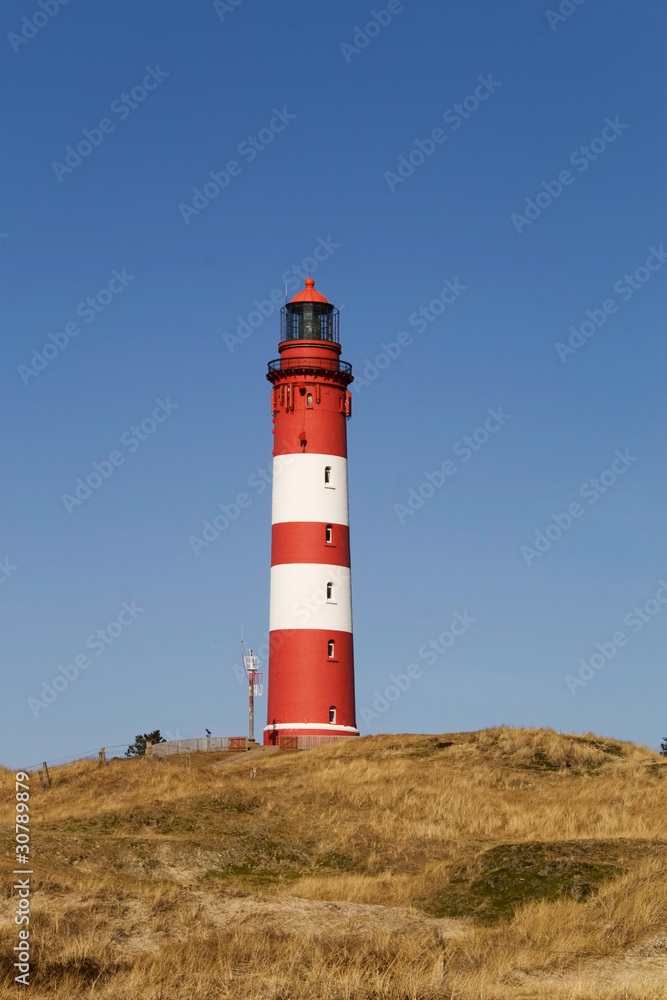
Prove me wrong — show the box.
[281,301,340,343]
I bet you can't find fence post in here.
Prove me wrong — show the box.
[98,748,106,767]
[38,771,45,790]
[42,762,51,788]
[145,740,153,760]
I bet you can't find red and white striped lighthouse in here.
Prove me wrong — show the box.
[264,278,359,746]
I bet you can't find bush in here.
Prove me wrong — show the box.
[125,730,166,757]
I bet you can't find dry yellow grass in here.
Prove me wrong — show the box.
[1,727,666,998]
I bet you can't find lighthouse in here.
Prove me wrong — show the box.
[264,278,359,746]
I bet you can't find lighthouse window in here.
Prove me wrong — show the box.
[325,524,333,544]
[307,393,313,406]
[329,706,337,724]
[324,466,333,486]
[328,640,335,658]
[326,582,335,602]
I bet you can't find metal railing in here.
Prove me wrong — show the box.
[267,357,352,376]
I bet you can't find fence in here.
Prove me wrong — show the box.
[151,737,247,757]
[278,734,357,750]
[21,738,247,775]
[22,733,352,776]
[22,744,129,773]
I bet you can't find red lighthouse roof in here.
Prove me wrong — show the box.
[290,277,330,304]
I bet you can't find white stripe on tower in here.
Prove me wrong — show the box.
[271,453,349,526]
[270,565,352,632]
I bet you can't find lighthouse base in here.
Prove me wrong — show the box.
[263,723,359,748]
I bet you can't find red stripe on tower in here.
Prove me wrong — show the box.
[264,279,358,745]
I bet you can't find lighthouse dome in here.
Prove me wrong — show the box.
[290,278,330,304]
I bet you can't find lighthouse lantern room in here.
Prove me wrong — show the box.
[264,278,359,745]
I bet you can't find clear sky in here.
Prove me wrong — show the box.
[2,0,666,768]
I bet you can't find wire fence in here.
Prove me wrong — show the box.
[21,744,129,772]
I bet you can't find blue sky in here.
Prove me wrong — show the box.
[2,0,666,767]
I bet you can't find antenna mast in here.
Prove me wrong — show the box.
[242,647,263,743]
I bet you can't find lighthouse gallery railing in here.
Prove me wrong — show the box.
[267,358,352,375]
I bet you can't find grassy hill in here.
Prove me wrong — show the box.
[1,727,666,999]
